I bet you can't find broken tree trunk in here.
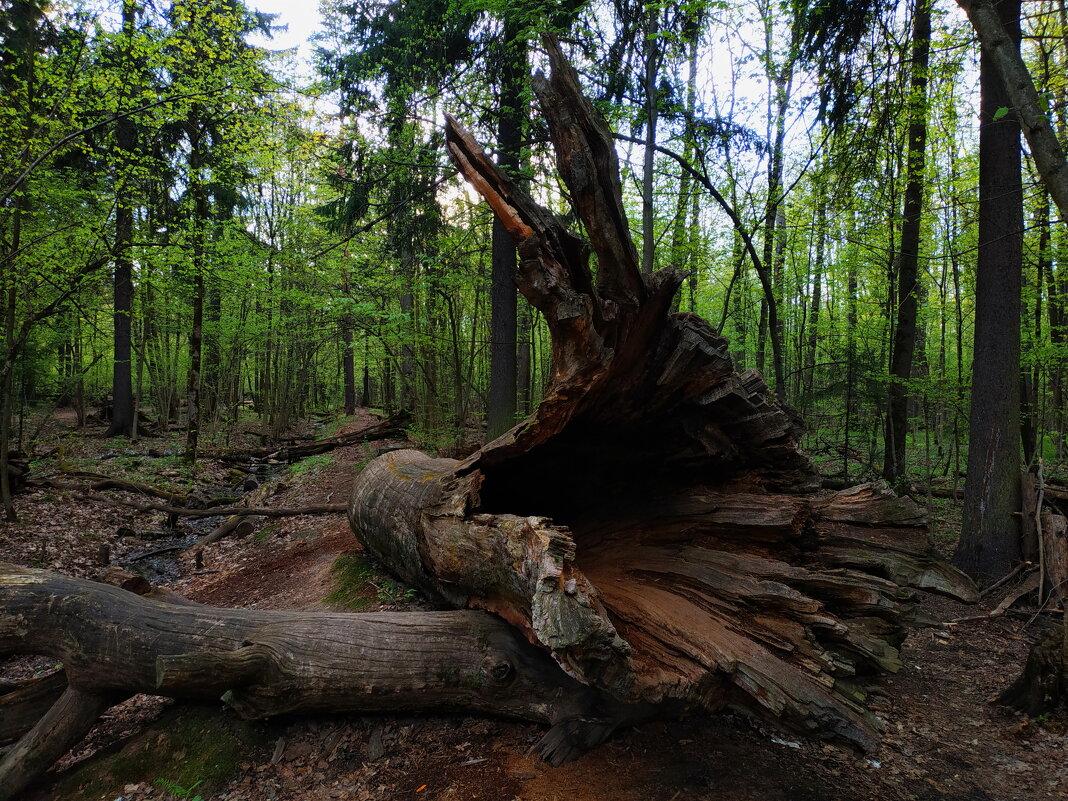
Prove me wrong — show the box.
[348,37,975,753]
[0,40,976,796]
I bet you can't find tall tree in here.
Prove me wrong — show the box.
[883,0,932,482]
[954,0,1024,583]
[486,15,527,440]
[105,0,140,437]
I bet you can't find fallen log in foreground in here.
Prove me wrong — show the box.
[0,563,633,801]
[348,36,976,758]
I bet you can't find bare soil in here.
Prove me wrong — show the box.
[2,410,1066,801]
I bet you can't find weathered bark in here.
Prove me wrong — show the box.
[348,37,975,756]
[0,563,637,799]
[955,0,1024,584]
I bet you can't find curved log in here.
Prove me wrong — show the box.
[0,562,640,799]
[348,36,976,755]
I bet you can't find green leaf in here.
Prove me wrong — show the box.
[992,106,1010,121]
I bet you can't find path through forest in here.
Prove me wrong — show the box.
[1,412,1065,801]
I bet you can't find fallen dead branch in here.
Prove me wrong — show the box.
[0,562,628,801]
[213,411,411,464]
[69,491,345,518]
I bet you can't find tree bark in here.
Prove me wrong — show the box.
[954,0,1024,584]
[884,0,931,483]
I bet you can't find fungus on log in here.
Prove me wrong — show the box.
[348,36,975,753]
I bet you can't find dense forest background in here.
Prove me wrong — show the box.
[1,0,1062,579]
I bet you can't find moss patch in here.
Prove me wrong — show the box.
[324,551,378,610]
[51,704,267,800]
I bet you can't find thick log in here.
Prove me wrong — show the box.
[350,456,974,751]
[0,562,634,799]
[0,670,67,746]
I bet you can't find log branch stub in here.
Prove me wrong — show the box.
[349,450,634,695]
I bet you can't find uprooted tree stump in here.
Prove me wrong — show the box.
[0,39,975,801]
[348,36,975,753]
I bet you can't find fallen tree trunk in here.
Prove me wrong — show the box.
[347,37,975,753]
[68,492,346,519]
[214,411,411,464]
[0,563,636,800]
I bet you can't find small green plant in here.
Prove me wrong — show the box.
[326,553,419,608]
[288,453,335,476]
[253,522,280,543]
[325,552,377,609]
[154,778,203,800]
[371,578,419,605]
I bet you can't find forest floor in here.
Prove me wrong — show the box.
[1,408,1066,801]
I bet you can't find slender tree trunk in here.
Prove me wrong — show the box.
[485,18,526,440]
[884,0,931,482]
[641,6,660,275]
[805,198,825,405]
[955,0,1024,583]
[106,0,138,437]
[183,118,207,465]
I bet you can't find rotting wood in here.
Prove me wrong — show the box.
[348,35,976,759]
[57,470,189,505]
[68,491,346,519]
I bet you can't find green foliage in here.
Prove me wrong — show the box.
[154,778,204,801]
[325,551,377,609]
[327,551,419,609]
[50,704,264,800]
[288,452,335,476]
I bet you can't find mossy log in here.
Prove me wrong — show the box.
[348,37,976,755]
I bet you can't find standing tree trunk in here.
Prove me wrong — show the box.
[954,0,1024,584]
[183,115,207,464]
[883,0,931,482]
[485,18,526,440]
[106,0,138,438]
[641,5,660,275]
